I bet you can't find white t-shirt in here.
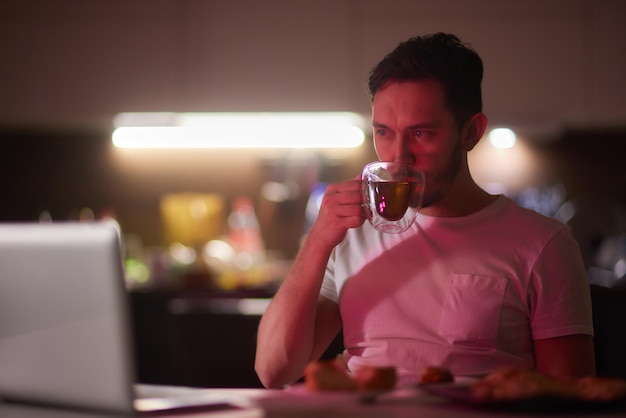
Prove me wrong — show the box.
[320,195,593,384]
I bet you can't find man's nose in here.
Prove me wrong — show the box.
[393,136,415,164]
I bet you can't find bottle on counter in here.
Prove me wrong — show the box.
[227,196,265,271]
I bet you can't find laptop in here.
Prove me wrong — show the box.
[0,222,249,415]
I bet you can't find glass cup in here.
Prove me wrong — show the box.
[362,161,425,233]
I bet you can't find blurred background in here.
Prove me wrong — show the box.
[2,0,626,386]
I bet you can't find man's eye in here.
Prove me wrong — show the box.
[376,129,387,137]
[414,130,424,138]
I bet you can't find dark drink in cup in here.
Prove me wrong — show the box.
[372,181,414,221]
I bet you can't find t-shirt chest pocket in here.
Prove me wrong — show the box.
[439,273,508,340]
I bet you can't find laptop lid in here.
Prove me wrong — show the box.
[0,222,137,414]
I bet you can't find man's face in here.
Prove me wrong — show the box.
[371,80,465,208]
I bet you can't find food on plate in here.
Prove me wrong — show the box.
[304,358,396,392]
[354,365,397,391]
[471,366,626,403]
[471,367,577,401]
[575,375,626,401]
[304,359,357,391]
[420,366,455,384]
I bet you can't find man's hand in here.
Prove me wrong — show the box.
[309,177,367,249]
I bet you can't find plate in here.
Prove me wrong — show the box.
[284,383,383,397]
[284,383,395,404]
[419,381,626,413]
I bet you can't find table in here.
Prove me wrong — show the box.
[1,385,625,418]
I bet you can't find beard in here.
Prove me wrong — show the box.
[421,140,463,209]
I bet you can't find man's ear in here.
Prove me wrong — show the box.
[462,112,488,151]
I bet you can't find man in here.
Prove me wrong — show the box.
[255,33,595,389]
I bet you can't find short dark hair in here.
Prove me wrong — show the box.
[368,33,483,127]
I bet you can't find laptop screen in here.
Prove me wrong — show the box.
[0,222,137,413]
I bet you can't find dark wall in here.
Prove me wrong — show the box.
[537,129,626,268]
[543,129,626,207]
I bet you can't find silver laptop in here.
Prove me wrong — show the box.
[0,222,246,415]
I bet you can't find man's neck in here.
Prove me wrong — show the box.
[420,176,498,218]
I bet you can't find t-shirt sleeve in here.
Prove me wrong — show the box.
[320,247,339,303]
[529,226,594,340]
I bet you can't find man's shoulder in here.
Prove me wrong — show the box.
[497,196,569,235]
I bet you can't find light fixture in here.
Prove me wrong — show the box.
[112,112,366,149]
[488,128,516,149]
